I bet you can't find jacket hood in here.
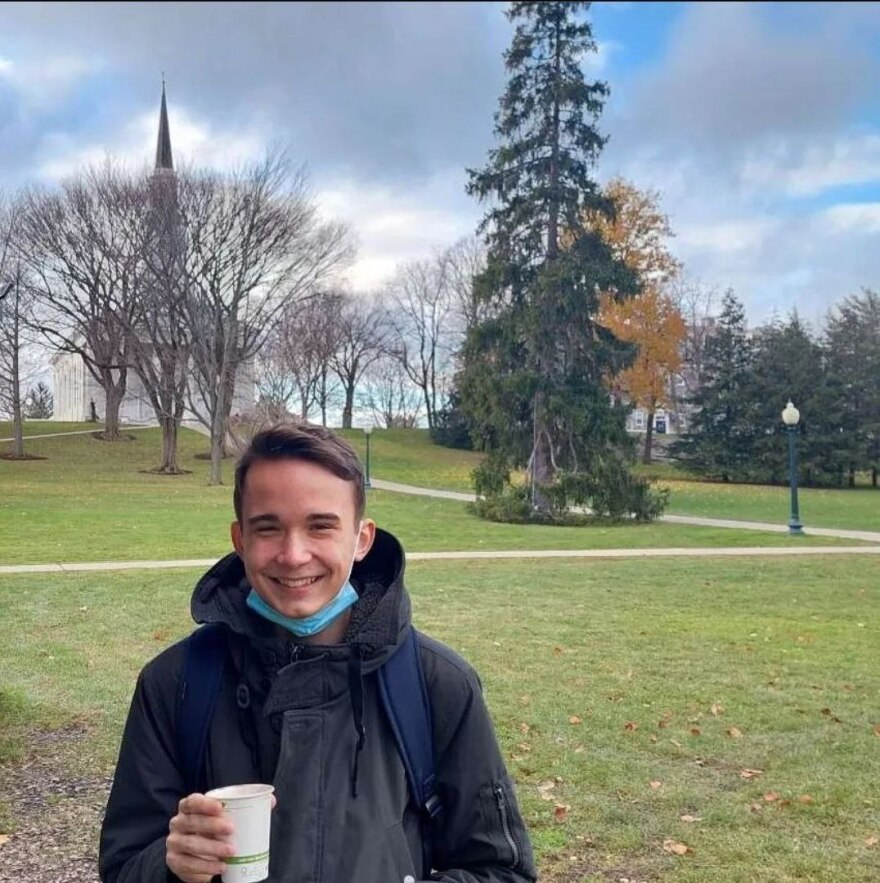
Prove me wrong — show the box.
[190,527,411,665]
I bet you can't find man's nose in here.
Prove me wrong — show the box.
[276,532,312,566]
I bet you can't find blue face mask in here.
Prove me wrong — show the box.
[246,580,359,638]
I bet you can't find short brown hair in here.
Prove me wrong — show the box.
[234,423,366,522]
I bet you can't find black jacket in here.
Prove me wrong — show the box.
[99,528,537,883]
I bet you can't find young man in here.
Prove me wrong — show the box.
[99,423,536,883]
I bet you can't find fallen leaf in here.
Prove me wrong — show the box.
[710,703,724,717]
[763,792,779,802]
[537,780,556,800]
[518,695,531,707]
[662,839,693,856]
[820,707,832,716]
[0,834,9,847]
[872,724,880,737]
[778,799,792,808]
[517,742,531,752]
[658,718,669,728]
[569,715,582,725]
[689,727,702,737]
[649,735,658,743]
[624,721,638,732]
[680,815,701,823]
[553,804,570,823]
[749,802,763,813]
[519,722,531,734]
[740,769,763,779]
[727,727,743,739]
[152,630,167,642]
[552,646,563,656]
[798,794,814,805]
[573,744,585,754]
[649,780,662,790]
[865,836,879,848]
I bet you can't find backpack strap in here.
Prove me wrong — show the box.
[377,627,443,873]
[176,623,227,795]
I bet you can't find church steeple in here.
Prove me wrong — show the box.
[155,78,174,172]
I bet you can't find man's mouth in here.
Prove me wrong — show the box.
[270,575,322,589]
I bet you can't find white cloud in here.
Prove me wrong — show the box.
[316,173,480,291]
[0,56,14,74]
[741,133,880,196]
[676,218,777,254]
[821,202,880,234]
[39,105,267,180]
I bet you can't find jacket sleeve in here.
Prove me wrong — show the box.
[422,646,537,883]
[99,657,186,883]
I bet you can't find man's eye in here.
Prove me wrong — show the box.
[256,526,278,535]
[312,523,334,532]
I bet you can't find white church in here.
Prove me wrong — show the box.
[52,86,255,424]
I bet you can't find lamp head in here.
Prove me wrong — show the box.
[781,401,800,426]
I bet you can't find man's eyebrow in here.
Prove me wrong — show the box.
[306,512,342,523]
[246,513,280,526]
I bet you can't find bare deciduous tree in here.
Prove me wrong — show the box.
[179,151,353,483]
[0,193,39,458]
[440,235,488,345]
[330,292,389,429]
[16,164,139,441]
[360,352,422,429]
[384,257,455,431]
[259,289,345,425]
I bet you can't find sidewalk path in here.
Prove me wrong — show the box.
[0,425,154,443]
[2,545,879,575]
[2,477,877,575]
[371,479,880,544]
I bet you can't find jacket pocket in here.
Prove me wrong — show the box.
[480,777,528,871]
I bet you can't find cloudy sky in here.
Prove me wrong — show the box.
[2,1,879,329]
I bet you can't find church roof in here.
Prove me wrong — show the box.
[155,81,174,172]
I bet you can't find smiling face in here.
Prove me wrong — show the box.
[231,457,375,624]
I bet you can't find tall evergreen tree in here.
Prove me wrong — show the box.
[460,1,650,517]
[743,314,851,486]
[673,291,754,482]
[824,289,880,486]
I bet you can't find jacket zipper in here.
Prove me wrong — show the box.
[289,644,304,664]
[494,783,520,868]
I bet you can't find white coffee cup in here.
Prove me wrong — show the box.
[205,783,275,883]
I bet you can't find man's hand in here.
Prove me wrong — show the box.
[166,794,234,883]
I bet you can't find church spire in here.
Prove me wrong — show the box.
[155,77,174,172]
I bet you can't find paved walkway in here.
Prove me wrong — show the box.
[371,479,880,544]
[2,476,877,575]
[1,544,879,575]
[0,425,154,443]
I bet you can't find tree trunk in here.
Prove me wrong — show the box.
[848,465,855,488]
[342,381,355,429]
[158,414,181,473]
[872,467,877,488]
[210,406,225,485]
[530,391,553,513]
[11,325,24,458]
[643,411,655,464]
[102,374,126,441]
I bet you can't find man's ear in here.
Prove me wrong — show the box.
[231,521,244,556]
[355,519,376,561]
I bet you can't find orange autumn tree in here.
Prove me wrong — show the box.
[584,178,686,463]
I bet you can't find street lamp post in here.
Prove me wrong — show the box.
[781,400,804,536]
[363,425,373,490]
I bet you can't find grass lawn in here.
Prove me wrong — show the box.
[660,480,880,533]
[0,429,854,565]
[1,555,877,881]
[0,420,112,438]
